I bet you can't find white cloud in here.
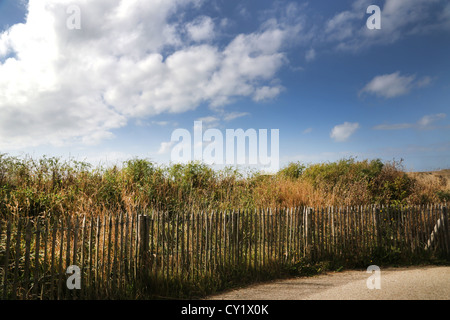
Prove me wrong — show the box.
[186,16,215,42]
[325,10,361,42]
[157,141,176,155]
[196,116,220,129]
[374,113,447,130]
[360,72,431,98]
[223,112,250,122]
[417,113,446,127]
[196,116,219,124]
[330,122,360,142]
[0,0,296,149]
[192,112,250,129]
[305,48,316,62]
[323,0,450,52]
[416,76,433,88]
[373,123,414,130]
[152,121,170,126]
[253,85,284,102]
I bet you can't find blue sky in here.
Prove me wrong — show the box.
[0,0,449,172]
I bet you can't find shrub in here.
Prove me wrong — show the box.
[436,190,450,202]
[0,154,447,219]
[278,162,305,180]
[123,158,155,186]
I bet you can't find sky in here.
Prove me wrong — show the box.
[0,0,449,172]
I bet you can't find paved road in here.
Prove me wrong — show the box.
[207,265,450,300]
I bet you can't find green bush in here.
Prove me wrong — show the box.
[0,154,446,218]
[436,190,450,202]
[123,158,155,186]
[299,158,417,205]
[278,162,305,180]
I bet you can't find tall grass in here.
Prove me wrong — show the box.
[0,154,447,219]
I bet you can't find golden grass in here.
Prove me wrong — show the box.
[0,155,448,219]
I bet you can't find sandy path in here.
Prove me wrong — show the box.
[206,265,450,300]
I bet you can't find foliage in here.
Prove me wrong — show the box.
[436,190,450,202]
[277,161,305,180]
[0,154,447,218]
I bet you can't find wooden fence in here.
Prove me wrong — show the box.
[0,205,448,299]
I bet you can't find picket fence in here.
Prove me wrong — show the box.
[0,205,448,299]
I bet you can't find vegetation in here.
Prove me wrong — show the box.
[0,154,448,299]
[0,154,448,219]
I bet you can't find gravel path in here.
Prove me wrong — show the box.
[206,265,450,300]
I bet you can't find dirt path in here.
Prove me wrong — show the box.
[206,265,450,300]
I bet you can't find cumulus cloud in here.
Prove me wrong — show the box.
[359,72,431,98]
[330,122,360,142]
[253,85,285,102]
[157,141,177,155]
[186,16,215,42]
[0,0,297,149]
[323,0,450,51]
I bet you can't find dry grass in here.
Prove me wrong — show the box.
[0,154,448,219]
[408,169,450,190]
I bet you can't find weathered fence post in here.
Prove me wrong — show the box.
[425,205,448,253]
[305,207,313,259]
[23,219,32,300]
[444,207,449,256]
[33,218,41,300]
[374,207,382,250]
[2,220,11,300]
[139,215,150,279]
